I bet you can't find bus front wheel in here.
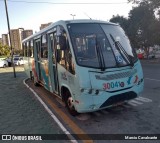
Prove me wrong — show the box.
[64,90,78,116]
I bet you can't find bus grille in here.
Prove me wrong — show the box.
[95,69,137,81]
[100,91,137,108]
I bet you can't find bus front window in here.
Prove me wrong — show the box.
[68,23,137,69]
[101,24,138,64]
[68,23,116,69]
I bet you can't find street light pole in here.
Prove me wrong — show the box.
[4,0,16,78]
[70,14,76,20]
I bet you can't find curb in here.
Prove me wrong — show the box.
[23,78,78,143]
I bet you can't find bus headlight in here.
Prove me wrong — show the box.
[95,90,99,95]
[88,89,92,94]
[80,88,84,92]
[80,88,92,94]
[138,78,144,85]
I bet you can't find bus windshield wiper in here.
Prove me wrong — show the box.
[109,34,134,67]
[95,39,105,71]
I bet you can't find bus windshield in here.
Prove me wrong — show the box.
[68,23,137,69]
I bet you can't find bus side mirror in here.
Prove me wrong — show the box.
[57,35,66,50]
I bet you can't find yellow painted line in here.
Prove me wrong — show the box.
[41,94,94,143]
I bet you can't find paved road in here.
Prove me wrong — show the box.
[1,59,159,143]
[0,67,70,143]
[25,60,160,143]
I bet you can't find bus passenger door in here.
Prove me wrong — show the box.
[48,33,59,94]
[35,39,42,81]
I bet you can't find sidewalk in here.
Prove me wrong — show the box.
[0,67,70,143]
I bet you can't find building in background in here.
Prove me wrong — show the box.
[40,22,52,30]
[1,28,33,51]
[21,30,33,40]
[2,34,9,46]
[10,28,24,50]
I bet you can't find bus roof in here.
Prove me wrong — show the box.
[22,19,118,42]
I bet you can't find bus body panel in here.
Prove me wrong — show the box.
[39,59,50,90]
[24,56,34,78]
[24,56,30,77]
[72,60,143,113]
[23,20,144,114]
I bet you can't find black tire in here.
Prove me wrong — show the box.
[3,64,6,68]
[8,62,11,67]
[64,90,78,116]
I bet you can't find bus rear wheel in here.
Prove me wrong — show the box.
[64,90,78,116]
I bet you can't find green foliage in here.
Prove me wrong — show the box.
[0,42,10,56]
[110,3,160,53]
[128,0,160,18]
[128,4,156,48]
[128,0,160,8]
[14,49,23,56]
[110,15,129,32]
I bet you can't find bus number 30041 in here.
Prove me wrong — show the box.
[103,81,125,90]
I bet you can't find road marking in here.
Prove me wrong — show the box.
[38,92,94,143]
[121,103,132,108]
[56,97,65,107]
[145,78,160,82]
[135,96,152,102]
[127,101,138,106]
[129,100,143,105]
[24,79,93,143]
[23,79,78,143]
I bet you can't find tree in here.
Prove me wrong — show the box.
[128,0,160,18]
[128,4,159,57]
[110,3,160,58]
[110,15,129,31]
[128,0,160,9]
[0,43,10,56]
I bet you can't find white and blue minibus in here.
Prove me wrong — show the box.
[23,20,144,116]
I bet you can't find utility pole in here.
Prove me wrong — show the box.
[4,0,16,78]
[70,14,76,20]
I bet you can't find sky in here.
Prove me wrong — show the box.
[0,0,134,37]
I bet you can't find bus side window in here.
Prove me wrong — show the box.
[57,36,75,74]
[56,26,75,74]
[57,48,65,67]
[28,41,31,57]
[41,34,48,59]
[27,42,29,57]
[22,43,25,57]
[24,43,27,57]
[65,47,75,75]
[30,40,34,57]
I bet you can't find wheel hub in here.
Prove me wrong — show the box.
[67,97,74,109]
